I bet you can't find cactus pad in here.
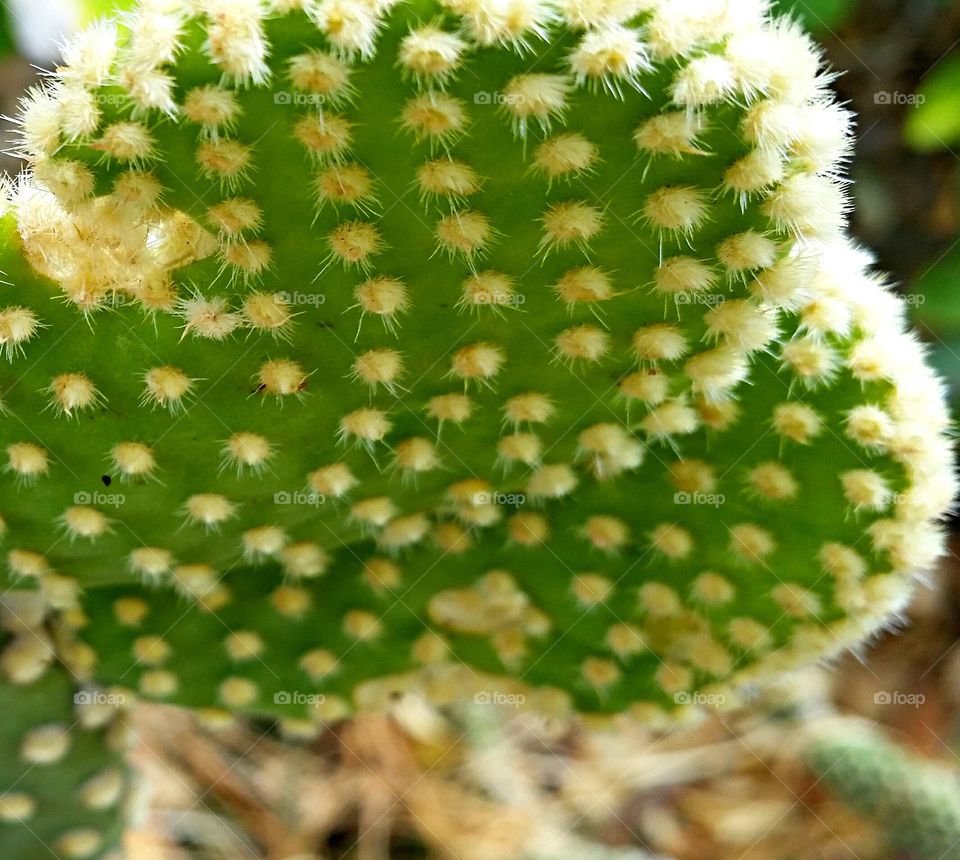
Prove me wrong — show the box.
[0,0,956,853]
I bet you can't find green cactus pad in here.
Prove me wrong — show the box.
[0,0,956,850]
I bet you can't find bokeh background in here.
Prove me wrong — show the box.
[3,2,960,858]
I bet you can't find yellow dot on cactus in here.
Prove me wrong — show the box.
[540,201,605,252]
[672,54,735,107]
[207,198,263,236]
[350,496,396,527]
[393,437,440,474]
[640,582,683,618]
[527,463,578,500]
[111,441,156,479]
[143,366,194,412]
[749,256,812,309]
[618,370,669,405]
[129,547,173,578]
[606,622,646,658]
[352,348,404,390]
[183,494,236,530]
[300,648,339,680]
[459,270,516,311]
[502,74,570,135]
[132,635,171,666]
[380,513,431,551]
[772,402,823,444]
[288,49,352,98]
[344,609,383,641]
[179,296,242,340]
[54,829,102,859]
[399,25,467,80]
[649,524,693,560]
[533,133,599,180]
[643,185,708,234]
[140,669,179,698]
[219,676,259,708]
[729,523,777,564]
[93,121,154,162]
[635,110,704,156]
[668,458,717,494]
[426,392,474,426]
[224,631,265,662]
[222,239,273,278]
[503,392,554,426]
[641,399,699,438]
[308,462,358,497]
[433,521,472,553]
[172,564,218,600]
[6,442,49,483]
[820,543,867,581]
[498,432,542,466]
[273,583,313,617]
[655,662,691,696]
[436,209,494,259]
[716,230,778,274]
[315,163,377,210]
[554,324,610,363]
[728,618,772,652]
[841,469,891,511]
[20,724,71,763]
[748,461,798,501]
[845,405,893,450]
[257,358,308,396]
[772,583,821,618]
[294,113,354,160]
[62,506,111,540]
[653,256,717,296]
[572,573,615,606]
[242,525,288,560]
[553,266,615,307]
[583,515,629,552]
[412,632,449,664]
[8,548,50,578]
[242,291,294,335]
[578,423,643,478]
[354,274,409,325]
[0,306,42,359]
[223,431,273,474]
[363,557,402,591]
[280,542,329,578]
[183,85,241,130]
[509,512,549,545]
[691,572,735,605]
[781,336,838,384]
[417,158,481,200]
[113,596,149,626]
[569,24,650,89]
[0,793,36,821]
[196,139,253,186]
[401,93,467,140]
[582,656,621,688]
[449,342,505,385]
[339,407,391,446]
[633,323,688,361]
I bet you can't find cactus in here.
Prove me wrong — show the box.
[0,0,955,855]
[807,727,960,860]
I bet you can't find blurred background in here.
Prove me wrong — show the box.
[4,1,960,858]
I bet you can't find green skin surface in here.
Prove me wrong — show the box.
[0,7,915,850]
[809,734,960,860]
